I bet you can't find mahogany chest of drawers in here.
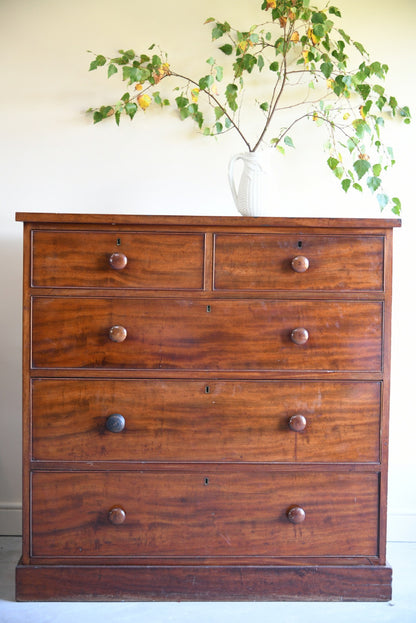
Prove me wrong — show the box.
[15,213,400,601]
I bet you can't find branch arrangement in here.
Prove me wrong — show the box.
[88,0,410,214]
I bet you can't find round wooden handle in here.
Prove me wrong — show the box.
[109,252,128,270]
[105,413,126,433]
[109,325,127,343]
[291,255,309,273]
[290,327,309,345]
[108,506,126,525]
[288,414,307,432]
[287,505,306,524]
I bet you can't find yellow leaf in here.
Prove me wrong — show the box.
[191,88,200,103]
[239,40,248,53]
[302,50,309,64]
[312,111,318,121]
[360,105,366,120]
[138,94,151,110]
[288,10,296,21]
[308,27,319,45]
[343,112,350,120]
[265,0,277,9]
[211,83,219,95]
[327,78,334,89]
[135,83,143,91]
[359,153,370,161]
[291,31,300,42]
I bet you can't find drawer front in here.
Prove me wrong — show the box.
[31,298,383,371]
[214,234,384,291]
[31,231,205,289]
[31,471,379,558]
[32,379,381,463]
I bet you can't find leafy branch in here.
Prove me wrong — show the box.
[87,0,410,214]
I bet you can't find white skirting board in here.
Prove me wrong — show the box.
[1,504,415,541]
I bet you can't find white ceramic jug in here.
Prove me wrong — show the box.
[228,151,268,216]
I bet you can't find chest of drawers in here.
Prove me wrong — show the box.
[15,213,400,601]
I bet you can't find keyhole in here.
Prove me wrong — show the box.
[207,305,211,313]
[205,385,210,394]
[204,477,209,486]
[116,238,121,246]
[297,240,303,248]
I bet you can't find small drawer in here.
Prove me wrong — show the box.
[31,231,205,289]
[214,234,384,291]
[31,379,381,463]
[31,297,383,372]
[31,471,379,558]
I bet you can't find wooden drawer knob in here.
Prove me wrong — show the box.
[108,506,126,525]
[109,325,127,343]
[288,414,307,432]
[287,505,306,524]
[105,413,125,433]
[290,327,309,345]
[109,252,128,270]
[291,255,309,273]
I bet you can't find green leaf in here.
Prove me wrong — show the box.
[215,106,224,120]
[353,159,371,180]
[311,11,326,24]
[392,197,401,215]
[377,193,389,210]
[215,122,223,134]
[89,54,106,71]
[257,55,265,72]
[216,65,224,81]
[219,44,233,55]
[260,102,269,112]
[269,61,279,72]
[121,92,130,103]
[284,136,295,148]
[367,176,382,192]
[372,163,382,177]
[225,83,238,112]
[124,102,137,120]
[329,6,342,17]
[327,157,339,171]
[175,96,189,109]
[341,178,351,192]
[352,119,371,139]
[353,182,363,192]
[199,74,214,90]
[93,111,103,123]
[354,41,367,56]
[320,61,333,79]
[338,29,351,44]
[107,63,118,78]
[356,84,371,100]
[313,24,325,39]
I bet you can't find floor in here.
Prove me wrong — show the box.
[0,538,415,623]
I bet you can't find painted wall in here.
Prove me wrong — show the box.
[0,0,414,538]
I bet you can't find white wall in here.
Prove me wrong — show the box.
[0,0,415,538]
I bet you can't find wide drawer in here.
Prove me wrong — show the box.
[31,471,379,558]
[31,298,383,371]
[31,379,381,463]
[31,231,205,289]
[214,234,384,291]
